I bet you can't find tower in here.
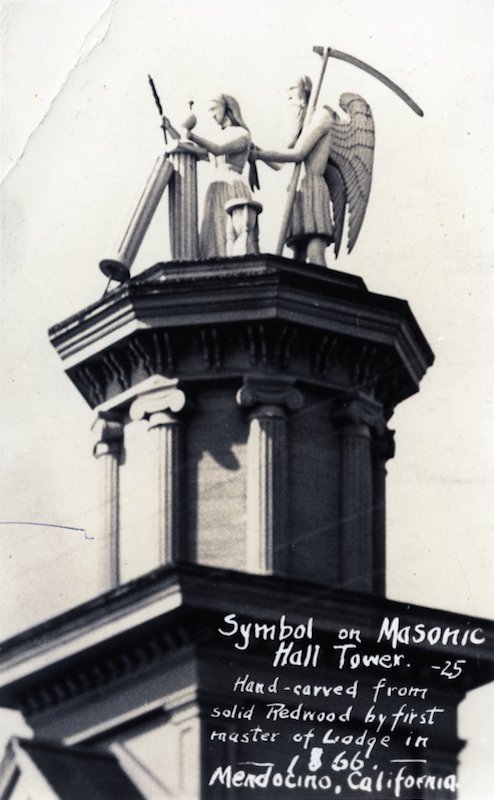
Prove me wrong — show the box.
[0,139,492,800]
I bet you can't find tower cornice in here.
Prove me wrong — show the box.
[0,563,491,721]
[49,255,433,415]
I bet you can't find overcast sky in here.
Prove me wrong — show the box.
[1,1,493,796]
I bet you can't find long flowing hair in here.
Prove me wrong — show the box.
[211,93,258,189]
[212,94,250,132]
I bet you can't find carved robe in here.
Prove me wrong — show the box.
[199,129,252,259]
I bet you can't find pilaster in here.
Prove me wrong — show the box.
[129,380,187,566]
[372,428,395,595]
[333,392,391,593]
[91,414,123,587]
[236,377,303,573]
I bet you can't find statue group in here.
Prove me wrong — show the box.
[162,79,375,268]
[100,48,422,283]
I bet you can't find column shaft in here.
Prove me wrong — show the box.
[118,156,174,268]
[92,419,123,587]
[372,457,386,595]
[99,156,174,280]
[168,143,206,260]
[372,430,395,596]
[246,408,287,573]
[148,412,182,563]
[338,423,373,592]
[238,378,303,576]
[129,380,187,568]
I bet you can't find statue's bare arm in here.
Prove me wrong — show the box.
[188,128,250,157]
[161,116,181,141]
[256,108,332,164]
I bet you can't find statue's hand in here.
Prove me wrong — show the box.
[249,144,261,162]
[161,115,172,131]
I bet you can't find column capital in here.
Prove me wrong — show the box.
[373,428,396,462]
[91,414,123,457]
[129,380,187,423]
[332,391,386,434]
[236,376,303,414]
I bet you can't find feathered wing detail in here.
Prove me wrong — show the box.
[324,164,346,257]
[324,93,375,256]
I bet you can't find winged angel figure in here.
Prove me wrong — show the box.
[255,79,375,267]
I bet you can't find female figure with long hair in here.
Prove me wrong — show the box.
[163,94,253,259]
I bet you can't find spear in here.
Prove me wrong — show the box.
[148,74,167,144]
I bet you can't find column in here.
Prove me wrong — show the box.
[129,380,186,564]
[236,377,303,574]
[333,393,383,594]
[91,414,123,587]
[99,155,174,282]
[372,428,395,596]
[167,141,208,260]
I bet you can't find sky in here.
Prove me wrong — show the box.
[0,1,493,797]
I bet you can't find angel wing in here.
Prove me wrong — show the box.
[324,93,375,257]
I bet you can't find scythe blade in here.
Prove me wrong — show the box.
[314,46,424,116]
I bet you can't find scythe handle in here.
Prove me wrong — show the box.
[275,165,303,256]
